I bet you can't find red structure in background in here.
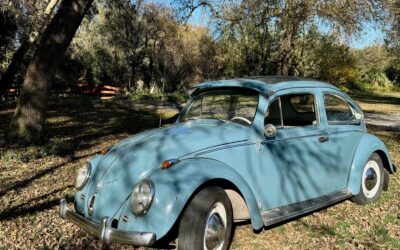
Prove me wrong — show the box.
[2,88,20,100]
[2,82,120,100]
[98,84,120,100]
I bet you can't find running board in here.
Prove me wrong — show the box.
[261,189,352,227]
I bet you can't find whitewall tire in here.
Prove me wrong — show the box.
[351,153,384,205]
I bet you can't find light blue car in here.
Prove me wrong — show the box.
[59,76,396,249]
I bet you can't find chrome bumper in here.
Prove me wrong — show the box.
[59,199,156,246]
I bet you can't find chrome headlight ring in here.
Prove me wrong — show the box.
[75,162,92,190]
[130,179,155,216]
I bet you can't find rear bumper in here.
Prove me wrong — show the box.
[59,199,156,246]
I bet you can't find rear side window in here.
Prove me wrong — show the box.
[265,93,318,127]
[324,94,360,124]
[288,94,315,113]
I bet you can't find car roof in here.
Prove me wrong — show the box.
[191,76,340,95]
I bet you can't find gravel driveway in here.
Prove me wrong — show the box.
[364,113,400,130]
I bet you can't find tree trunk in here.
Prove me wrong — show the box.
[0,0,60,97]
[276,1,309,76]
[10,0,94,144]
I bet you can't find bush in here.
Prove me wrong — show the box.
[355,67,394,92]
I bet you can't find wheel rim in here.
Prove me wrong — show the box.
[203,202,227,250]
[362,160,381,198]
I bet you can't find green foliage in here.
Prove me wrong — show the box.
[0,8,17,69]
[0,0,54,76]
[361,68,392,87]
[385,1,400,84]
[296,28,360,87]
[2,0,400,95]
[352,45,396,92]
[68,0,218,92]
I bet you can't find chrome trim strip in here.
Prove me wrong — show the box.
[179,139,249,159]
[262,133,324,144]
[278,97,283,127]
[193,142,256,157]
[122,215,129,223]
[59,199,156,246]
[261,189,352,227]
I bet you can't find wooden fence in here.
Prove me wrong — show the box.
[2,83,120,100]
[99,85,120,100]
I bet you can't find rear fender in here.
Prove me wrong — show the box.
[348,134,394,195]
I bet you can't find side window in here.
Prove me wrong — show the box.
[264,98,282,127]
[265,93,318,127]
[324,94,359,124]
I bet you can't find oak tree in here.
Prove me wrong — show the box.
[10,0,94,143]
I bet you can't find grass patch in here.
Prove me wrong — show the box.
[121,91,187,103]
[349,90,400,115]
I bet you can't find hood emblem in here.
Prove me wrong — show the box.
[88,193,96,216]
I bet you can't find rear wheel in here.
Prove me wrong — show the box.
[178,186,233,250]
[351,153,384,205]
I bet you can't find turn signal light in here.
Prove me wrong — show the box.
[161,159,180,169]
[99,148,110,155]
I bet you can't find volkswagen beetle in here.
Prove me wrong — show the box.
[59,76,396,249]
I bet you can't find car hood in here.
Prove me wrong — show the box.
[85,120,251,220]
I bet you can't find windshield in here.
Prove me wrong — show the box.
[179,89,259,126]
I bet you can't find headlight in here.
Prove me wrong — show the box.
[75,162,91,189]
[130,179,155,216]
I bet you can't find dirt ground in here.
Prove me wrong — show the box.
[0,92,399,249]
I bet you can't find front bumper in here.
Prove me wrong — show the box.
[59,199,156,246]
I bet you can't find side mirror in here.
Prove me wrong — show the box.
[264,124,277,138]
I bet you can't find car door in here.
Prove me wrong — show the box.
[322,92,364,192]
[258,90,333,210]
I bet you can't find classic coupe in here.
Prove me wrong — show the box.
[59,76,396,249]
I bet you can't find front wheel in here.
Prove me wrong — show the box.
[178,186,233,250]
[351,153,384,205]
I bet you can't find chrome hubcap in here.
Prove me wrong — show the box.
[364,168,377,190]
[204,202,226,250]
[362,160,380,198]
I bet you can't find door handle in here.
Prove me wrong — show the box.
[319,136,329,143]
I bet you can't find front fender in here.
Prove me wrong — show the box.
[348,134,394,195]
[117,157,264,240]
